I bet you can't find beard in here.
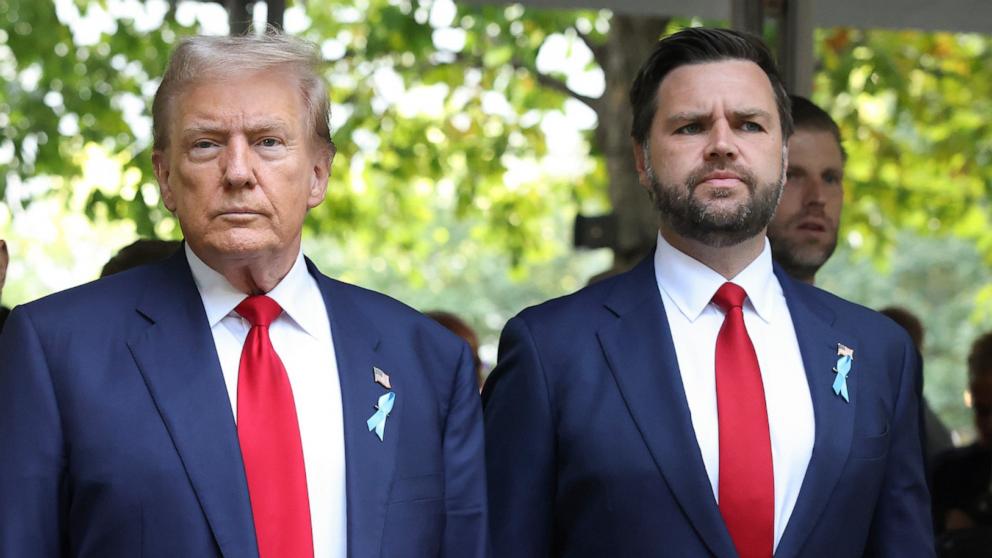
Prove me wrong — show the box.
[646,157,785,248]
[767,222,838,281]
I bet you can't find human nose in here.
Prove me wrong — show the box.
[704,120,739,161]
[222,137,256,189]
[803,178,827,207]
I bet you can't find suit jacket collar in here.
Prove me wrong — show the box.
[128,252,398,558]
[306,258,399,558]
[598,255,859,558]
[772,266,858,558]
[598,255,738,558]
[128,250,258,558]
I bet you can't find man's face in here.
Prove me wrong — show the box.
[766,128,844,281]
[152,71,330,269]
[634,60,786,248]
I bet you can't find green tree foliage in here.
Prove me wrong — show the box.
[813,28,992,263]
[0,0,195,234]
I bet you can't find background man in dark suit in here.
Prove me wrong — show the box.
[0,32,487,558]
[484,28,933,558]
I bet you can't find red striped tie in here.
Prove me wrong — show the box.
[712,282,774,558]
[236,295,314,558]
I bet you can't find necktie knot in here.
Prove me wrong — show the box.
[236,295,282,327]
[712,282,747,312]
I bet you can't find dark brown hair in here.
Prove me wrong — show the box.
[629,27,793,145]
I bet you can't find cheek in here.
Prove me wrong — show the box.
[775,187,803,213]
[827,190,844,218]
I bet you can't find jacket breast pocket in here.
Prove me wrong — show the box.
[849,428,890,460]
[388,472,444,504]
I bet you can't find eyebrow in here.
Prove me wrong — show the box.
[180,119,292,138]
[666,108,774,125]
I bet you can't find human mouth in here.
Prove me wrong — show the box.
[698,171,744,188]
[217,208,263,221]
[796,218,830,233]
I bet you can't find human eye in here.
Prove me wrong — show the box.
[675,122,703,135]
[823,171,843,185]
[192,139,218,150]
[741,121,765,132]
[258,137,283,148]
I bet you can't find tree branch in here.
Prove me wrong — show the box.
[574,27,607,69]
[511,57,601,111]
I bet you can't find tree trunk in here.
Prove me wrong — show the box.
[592,14,670,278]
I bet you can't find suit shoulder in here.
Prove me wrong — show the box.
[15,265,157,322]
[318,275,468,351]
[789,280,915,346]
[511,269,633,339]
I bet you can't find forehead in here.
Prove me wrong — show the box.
[655,59,778,119]
[171,70,307,131]
[787,129,844,167]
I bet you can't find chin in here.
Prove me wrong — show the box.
[204,233,280,260]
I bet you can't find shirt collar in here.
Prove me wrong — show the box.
[185,244,326,338]
[653,232,778,323]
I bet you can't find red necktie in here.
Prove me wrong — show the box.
[235,295,314,558]
[712,282,774,558]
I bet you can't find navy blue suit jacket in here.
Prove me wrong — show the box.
[0,251,488,557]
[483,255,934,557]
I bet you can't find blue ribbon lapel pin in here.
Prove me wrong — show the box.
[367,367,395,441]
[833,343,854,403]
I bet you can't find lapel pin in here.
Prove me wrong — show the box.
[373,366,392,389]
[833,343,854,403]
[367,392,396,442]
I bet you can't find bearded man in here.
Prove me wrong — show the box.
[483,27,933,558]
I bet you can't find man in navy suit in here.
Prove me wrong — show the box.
[0,33,487,557]
[483,28,933,557]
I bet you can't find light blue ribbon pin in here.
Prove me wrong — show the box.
[833,353,852,403]
[367,392,396,441]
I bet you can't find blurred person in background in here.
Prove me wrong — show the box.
[879,306,953,472]
[0,239,8,332]
[766,95,844,285]
[101,239,183,277]
[427,310,485,390]
[932,332,992,552]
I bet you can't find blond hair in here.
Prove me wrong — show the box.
[151,31,333,153]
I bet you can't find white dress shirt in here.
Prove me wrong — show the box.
[653,233,815,550]
[186,245,346,558]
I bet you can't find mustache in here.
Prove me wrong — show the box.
[685,163,758,192]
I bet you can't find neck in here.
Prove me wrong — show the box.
[660,225,766,280]
[191,244,299,295]
[221,263,293,295]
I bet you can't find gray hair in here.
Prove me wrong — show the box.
[151,32,333,153]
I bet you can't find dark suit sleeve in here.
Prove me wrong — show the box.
[482,316,555,558]
[865,340,936,556]
[0,308,67,557]
[441,341,490,558]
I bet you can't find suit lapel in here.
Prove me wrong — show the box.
[127,252,258,558]
[774,270,858,557]
[310,261,397,558]
[597,257,737,558]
